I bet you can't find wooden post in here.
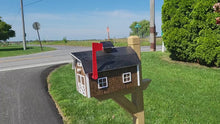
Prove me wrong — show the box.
[128,36,141,59]
[150,0,156,51]
[128,36,145,124]
[96,36,150,124]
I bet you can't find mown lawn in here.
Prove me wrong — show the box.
[48,52,220,124]
[0,45,55,57]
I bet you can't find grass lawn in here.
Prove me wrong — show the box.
[0,45,56,57]
[31,38,162,47]
[48,52,220,124]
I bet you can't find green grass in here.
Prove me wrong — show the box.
[0,45,56,57]
[48,52,220,124]
[31,38,162,47]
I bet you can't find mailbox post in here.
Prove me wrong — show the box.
[128,36,144,124]
[98,36,150,124]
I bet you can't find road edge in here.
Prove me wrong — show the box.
[40,64,68,124]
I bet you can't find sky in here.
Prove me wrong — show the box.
[0,0,163,41]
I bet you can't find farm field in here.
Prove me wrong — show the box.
[30,37,162,47]
[48,52,220,124]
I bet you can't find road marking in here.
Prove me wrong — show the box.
[0,60,72,72]
[0,56,52,63]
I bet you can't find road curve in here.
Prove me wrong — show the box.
[0,45,162,72]
[0,64,65,124]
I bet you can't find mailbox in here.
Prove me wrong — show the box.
[70,41,141,98]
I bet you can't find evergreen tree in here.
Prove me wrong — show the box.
[162,0,220,67]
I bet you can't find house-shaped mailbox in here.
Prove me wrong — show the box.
[70,41,141,98]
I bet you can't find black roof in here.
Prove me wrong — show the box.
[71,47,140,73]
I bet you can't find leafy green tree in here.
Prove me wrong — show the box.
[0,17,15,41]
[129,20,150,38]
[63,37,67,43]
[162,0,220,67]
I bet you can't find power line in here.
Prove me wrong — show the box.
[11,0,43,26]
[24,0,43,7]
[11,9,21,27]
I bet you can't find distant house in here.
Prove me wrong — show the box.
[70,41,140,98]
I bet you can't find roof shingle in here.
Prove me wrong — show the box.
[71,47,140,73]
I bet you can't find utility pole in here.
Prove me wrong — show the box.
[20,0,27,50]
[150,0,156,51]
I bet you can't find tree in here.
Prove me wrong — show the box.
[0,17,15,41]
[162,0,220,67]
[129,20,150,38]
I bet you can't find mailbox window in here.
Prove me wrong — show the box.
[98,77,108,89]
[77,62,82,67]
[123,72,131,83]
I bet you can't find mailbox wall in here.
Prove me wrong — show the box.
[89,66,138,97]
[75,61,89,97]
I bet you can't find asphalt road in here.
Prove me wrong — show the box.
[0,65,65,124]
[0,45,162,72]
[0,45,91,72]
[0,45,91,124]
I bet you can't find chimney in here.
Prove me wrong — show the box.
[101,41,114,53]
[92,43,103,80]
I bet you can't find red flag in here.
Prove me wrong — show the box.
[92,43,103,80]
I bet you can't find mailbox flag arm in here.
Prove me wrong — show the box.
[92,43,103,80]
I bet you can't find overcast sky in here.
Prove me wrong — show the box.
[0,0,163,41]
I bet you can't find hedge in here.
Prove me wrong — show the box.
[162,0,220,67]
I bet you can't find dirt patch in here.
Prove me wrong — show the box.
[160,54,218,69]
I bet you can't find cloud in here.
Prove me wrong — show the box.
[90,10,145,18]
[4,10,162,41]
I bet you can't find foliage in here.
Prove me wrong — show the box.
[0,17,15,41]
[48,52,220,124]
[63,37,67,43]
[162,0,220,67]
[129,20,150,38]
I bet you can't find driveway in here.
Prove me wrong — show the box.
[0,65,65,124]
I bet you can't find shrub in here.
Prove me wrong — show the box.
[63,37,67,43]
[162,0,220,67]
[195,29,220,66]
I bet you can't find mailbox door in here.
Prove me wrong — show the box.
[76,74,87,96]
